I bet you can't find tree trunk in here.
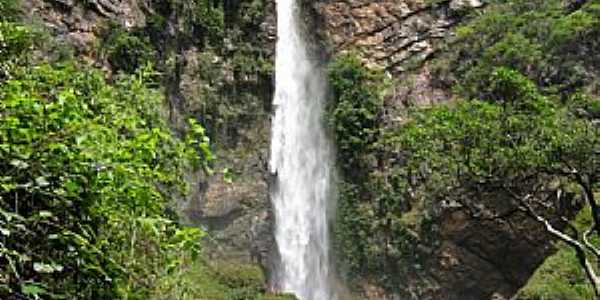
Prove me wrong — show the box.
[583,184,600,234]
[522,198,600,298]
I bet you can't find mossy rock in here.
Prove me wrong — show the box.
[210,261,266,291]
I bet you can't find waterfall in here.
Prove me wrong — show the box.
[269,0,336,299]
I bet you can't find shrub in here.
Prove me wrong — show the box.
[435,0,600,97]
[102,25,155,74]
[327,53,385,172]
[0,0,19,21]
[0,62,211,298]
[0,21,33,79]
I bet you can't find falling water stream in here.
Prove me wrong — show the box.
[269,0,336,299]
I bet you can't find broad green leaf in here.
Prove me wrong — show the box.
[35,176,50,187]
[0,226,9,236]
[33,262,63,274]
[21,282,46,298]
[38,211,53,218]
[9,159,28,169]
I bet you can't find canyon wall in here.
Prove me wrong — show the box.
[26,1,563,299]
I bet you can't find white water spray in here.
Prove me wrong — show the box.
[269,0,336,299]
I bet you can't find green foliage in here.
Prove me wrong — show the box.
[152,259,296,300]
[0,0,19,21]
[210,262,265,292]
[237,0,265,26]
[327,54,385,278]
[120,0,271,148]
[327,53,385,172]
[0,58,212,298]
[458,33,543,100]
[334,182,370,275]
[230,44,273,78]
[516,248,594,300]
[0,21,33,79]
[0,8,287,300]
[165,0,224,47]
[327,54,423,289]
[550,6,599,45]
[186,46,271,147]
[329,0,600,296]
[113,219,204,299]
[187,0,225,46]
[334,61,599,294]
[516,207,599,300]
[389,69,600,295]
[435,0,600,97]
[103,0,225,53]
[193,0,271,146]
[101,25,156,74]
[396,68,594,196]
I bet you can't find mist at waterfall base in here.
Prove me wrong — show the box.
[268,0,337,299]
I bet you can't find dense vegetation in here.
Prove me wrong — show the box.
[398,70,600,297]
[328,54,415,283]
[0,0,293,299]
[1,26,204,300]
[0,4,217,297]
[3,0,600,298]
[434,0,600,97]
[328,0,600,298]
[329,53,428,292]
[95,0,272,147]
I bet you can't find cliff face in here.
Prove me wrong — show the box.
[26,0,565,299]
[315,0,484,113]
[23,0,146,65]
[316,2,565,299]
[423,202,572,300]
[316,0,483,73]
[25,0,278,268]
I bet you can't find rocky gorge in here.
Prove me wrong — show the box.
[6,0,600,299]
